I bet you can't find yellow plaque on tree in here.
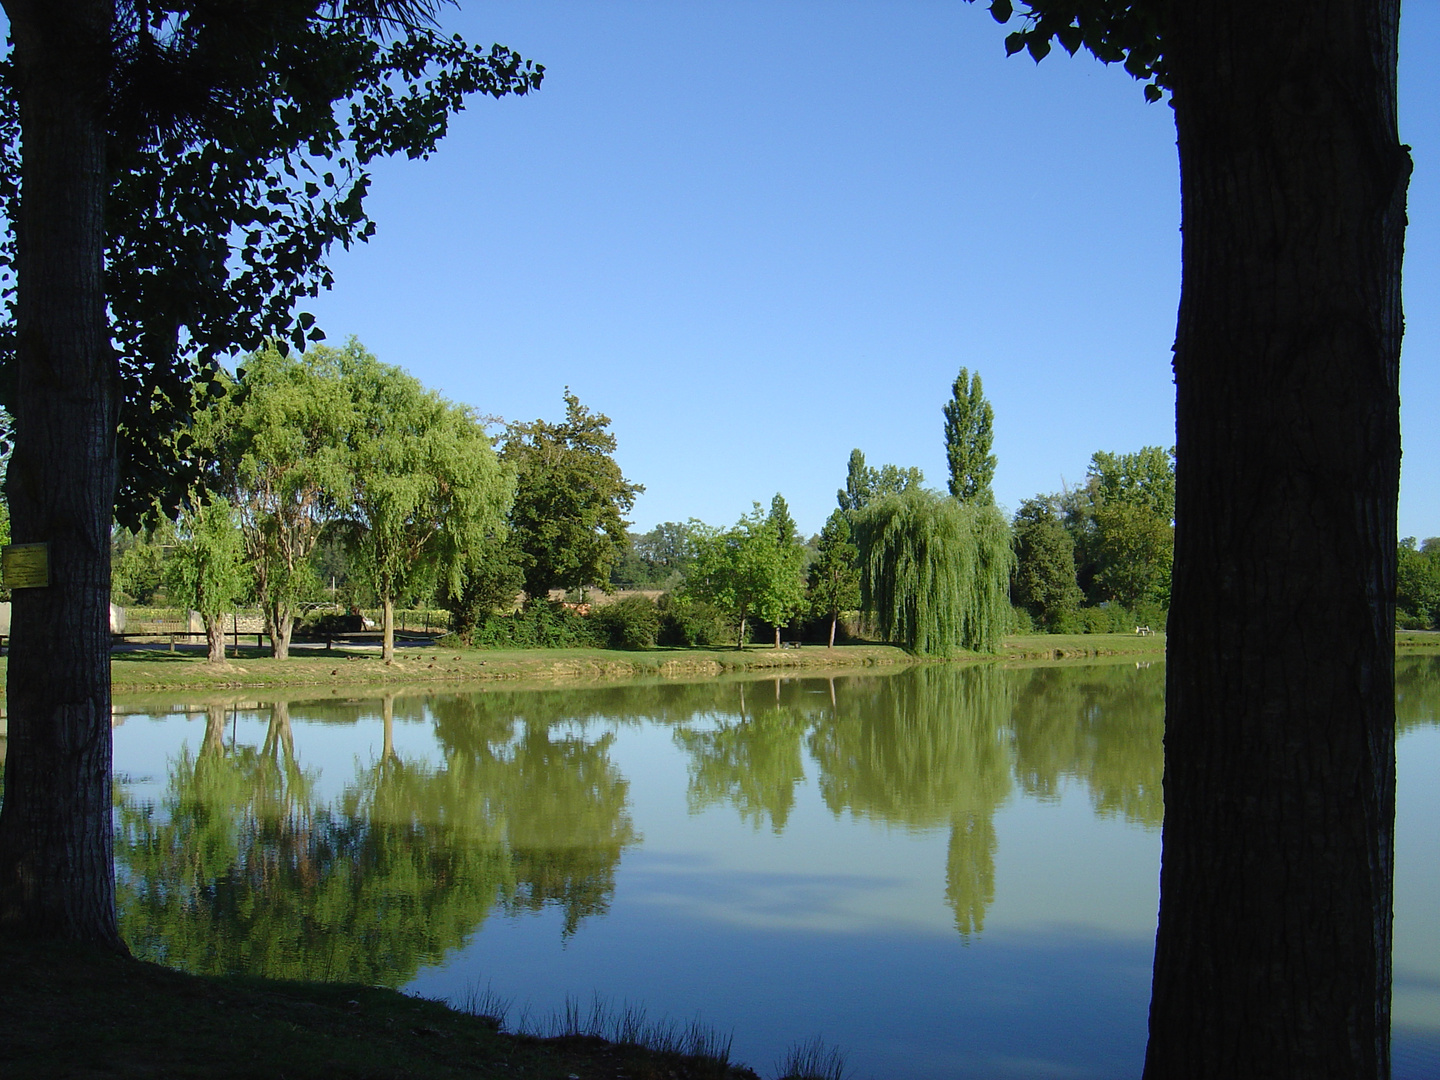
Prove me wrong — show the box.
[3,543,50,589]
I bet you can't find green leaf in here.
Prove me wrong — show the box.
[989,0,1013,24]
[1004,31,1027,57]
[1027,36,1052,63]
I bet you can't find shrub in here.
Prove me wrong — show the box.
[656,593,734,647]
[589,595,660,650]
[298,611,368,638]
[467,601,599,649]
[1009,604,1035,635]
[1398,608,1434,631]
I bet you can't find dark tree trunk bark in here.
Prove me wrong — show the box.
[1146,2,1405,1076]
[0,0,124,949]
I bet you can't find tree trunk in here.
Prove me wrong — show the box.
[737,614,746,651]
[828,612,837,650]
[382,594,395,662]
[381,692,397,765]
[261,700,295,769]
[205,614,227,664]
[202,703,226,759]
[264,603,294,661]
[0,0,125,950]
[1145,3,1405,1076]
[774,625,781,650]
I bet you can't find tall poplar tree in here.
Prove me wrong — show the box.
[942,368,996,505]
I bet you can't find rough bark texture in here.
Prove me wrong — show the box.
[205,616,227,665]
[263,603,295,661]
[0,0,125,949]
[1146,2,1405,1076]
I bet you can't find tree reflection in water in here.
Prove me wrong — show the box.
[116,659,1433,985]
[116,691,636,981]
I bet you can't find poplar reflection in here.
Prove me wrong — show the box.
[812,665,1012,937]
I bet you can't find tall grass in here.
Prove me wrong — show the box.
[456,987,734,1067]
[775,1036,848,1080]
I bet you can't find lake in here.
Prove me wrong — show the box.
[111,658,1440,1079]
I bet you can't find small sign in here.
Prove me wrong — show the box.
[3,543,50,589]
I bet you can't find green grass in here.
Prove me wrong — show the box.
[1000,632,1168,662]
[1396,629,1440,650]
[0,938,758,1080]
[0,642,925,697]
[0,635,1179,698]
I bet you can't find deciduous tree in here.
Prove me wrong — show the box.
[214,346,353,660]
[980,2,1406,1074]
[851,488,1012,656]
[0,0,541,946]
[808,510,861,649]
[1010,496,1082,631]
[1396,538,1440,630]
[337,342,513,661]
[836,449,924,515]
[688,504,805,650]
[502,390,642,601]
[166,497,250,664]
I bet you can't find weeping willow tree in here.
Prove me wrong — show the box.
[852,489,1013,656]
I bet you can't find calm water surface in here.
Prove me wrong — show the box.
[111,658,1440,1079]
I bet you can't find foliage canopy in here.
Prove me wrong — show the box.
[0,1,543,524]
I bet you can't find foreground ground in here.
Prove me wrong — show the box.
[0,938,761,1080]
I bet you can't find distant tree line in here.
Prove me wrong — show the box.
[114,353,1360,655]
[1397,537,1440,630]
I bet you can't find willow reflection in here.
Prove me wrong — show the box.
[672,663,1168,939]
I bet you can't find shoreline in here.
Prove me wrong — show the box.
[83,634,1166,697]
[0,630,1435,701]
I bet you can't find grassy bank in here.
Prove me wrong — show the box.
[0,938,761,1080]
[0,634,1172,697]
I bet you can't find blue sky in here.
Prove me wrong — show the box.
[303,1,1440,541]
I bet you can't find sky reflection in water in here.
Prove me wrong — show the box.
[111,657,1440,1080]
